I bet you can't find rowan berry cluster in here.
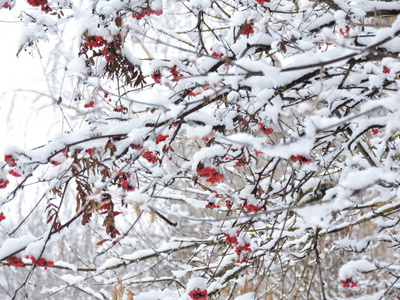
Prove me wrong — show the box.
[98,203,110,213]
[241,22,254,35]
[51,160,61,166]
[225,231,240,245]
[339,25,350,35]
[0,179,9,189]
[118,172,135,191]
[113,106,128,113]
[189,86,209,97]
[85,36,108,48]
[27,0,47,6]
[235,155,246,167]
[290,155,311,164]
[155,134,169,144]
[226,200,232,210]
[132,7,163,19]
[2,2,8,8]
[142,151,157,163]
[9,170,21,177]
[258,123,274,135]
[27,0,51,12]
[188,288,208,300]
[100,49,116,62]
[243,203,261,213]
[25,255,54,269]
[205,202,219,209]
[0,212,5,222]
[151,70,162,84]
[6,256,24,268]
[211,52,222,58]
[197,167,224,184]
[210,47,223,58]
[372,129,379,135]
[383,66,390,74]
[5,154,16,167]
[170,66,181,80]
[235,243,251,264]
[84,100,94,108]
[340,278,357,288]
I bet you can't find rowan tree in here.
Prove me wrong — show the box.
[1,0,400,299]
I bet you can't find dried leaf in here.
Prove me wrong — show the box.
[115,16,122,28]
[96,239,108,246]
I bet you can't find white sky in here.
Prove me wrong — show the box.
[0,3,65,153]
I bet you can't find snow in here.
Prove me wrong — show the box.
[339,259,376,280]
[340,168,398,191]
[0,235,37,260]
[59,274,84,285]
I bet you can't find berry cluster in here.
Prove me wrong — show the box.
[225,231,240,245]
[98,202,110,213]
[26,255,54,269]
[85,148,93,156]
[27,0,52,13]
[132,7,163,19]
[5,155,17,167]
[205,202,220,209]
[290,155,311,164]
[0,179,9,189]
[383,66,390,74]
[340,278,357,288]
[243,203,261,213]
[226,200,232,210]
[142,151,157,163]
[6,256,24,268]
[189,86,209,97]
[258,123,274,135]
[51,160,61,166]
[151,70,162,84]
[339,25,350,35]
[241,22,254,35]
[188,288,208,300]
[372,129,379,135]
[170,66,181,80]
[235,155,246,167]
[0,212,5,222]
[256,0,270,4]
[210,47,223,58]
[113,106,128,113]
[235,243,251,264]
[197,167,224,184]
[155,134,169,144]
[85,36,108,48]
[9,170,21,177]
[2,2,8,8]
[118,172,135,191]
[100,49,116,62]
[84,100,94,108]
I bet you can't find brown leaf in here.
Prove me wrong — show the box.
[96,239,109,246]
[47,215,54,224]
[16,45,24,57]
[115,16,122,28]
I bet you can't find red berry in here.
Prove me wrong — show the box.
[383,66,390,74]
[188,288,207,300]
[4,155,17,167]
[84,100,94,108]
[9,170,21,177]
